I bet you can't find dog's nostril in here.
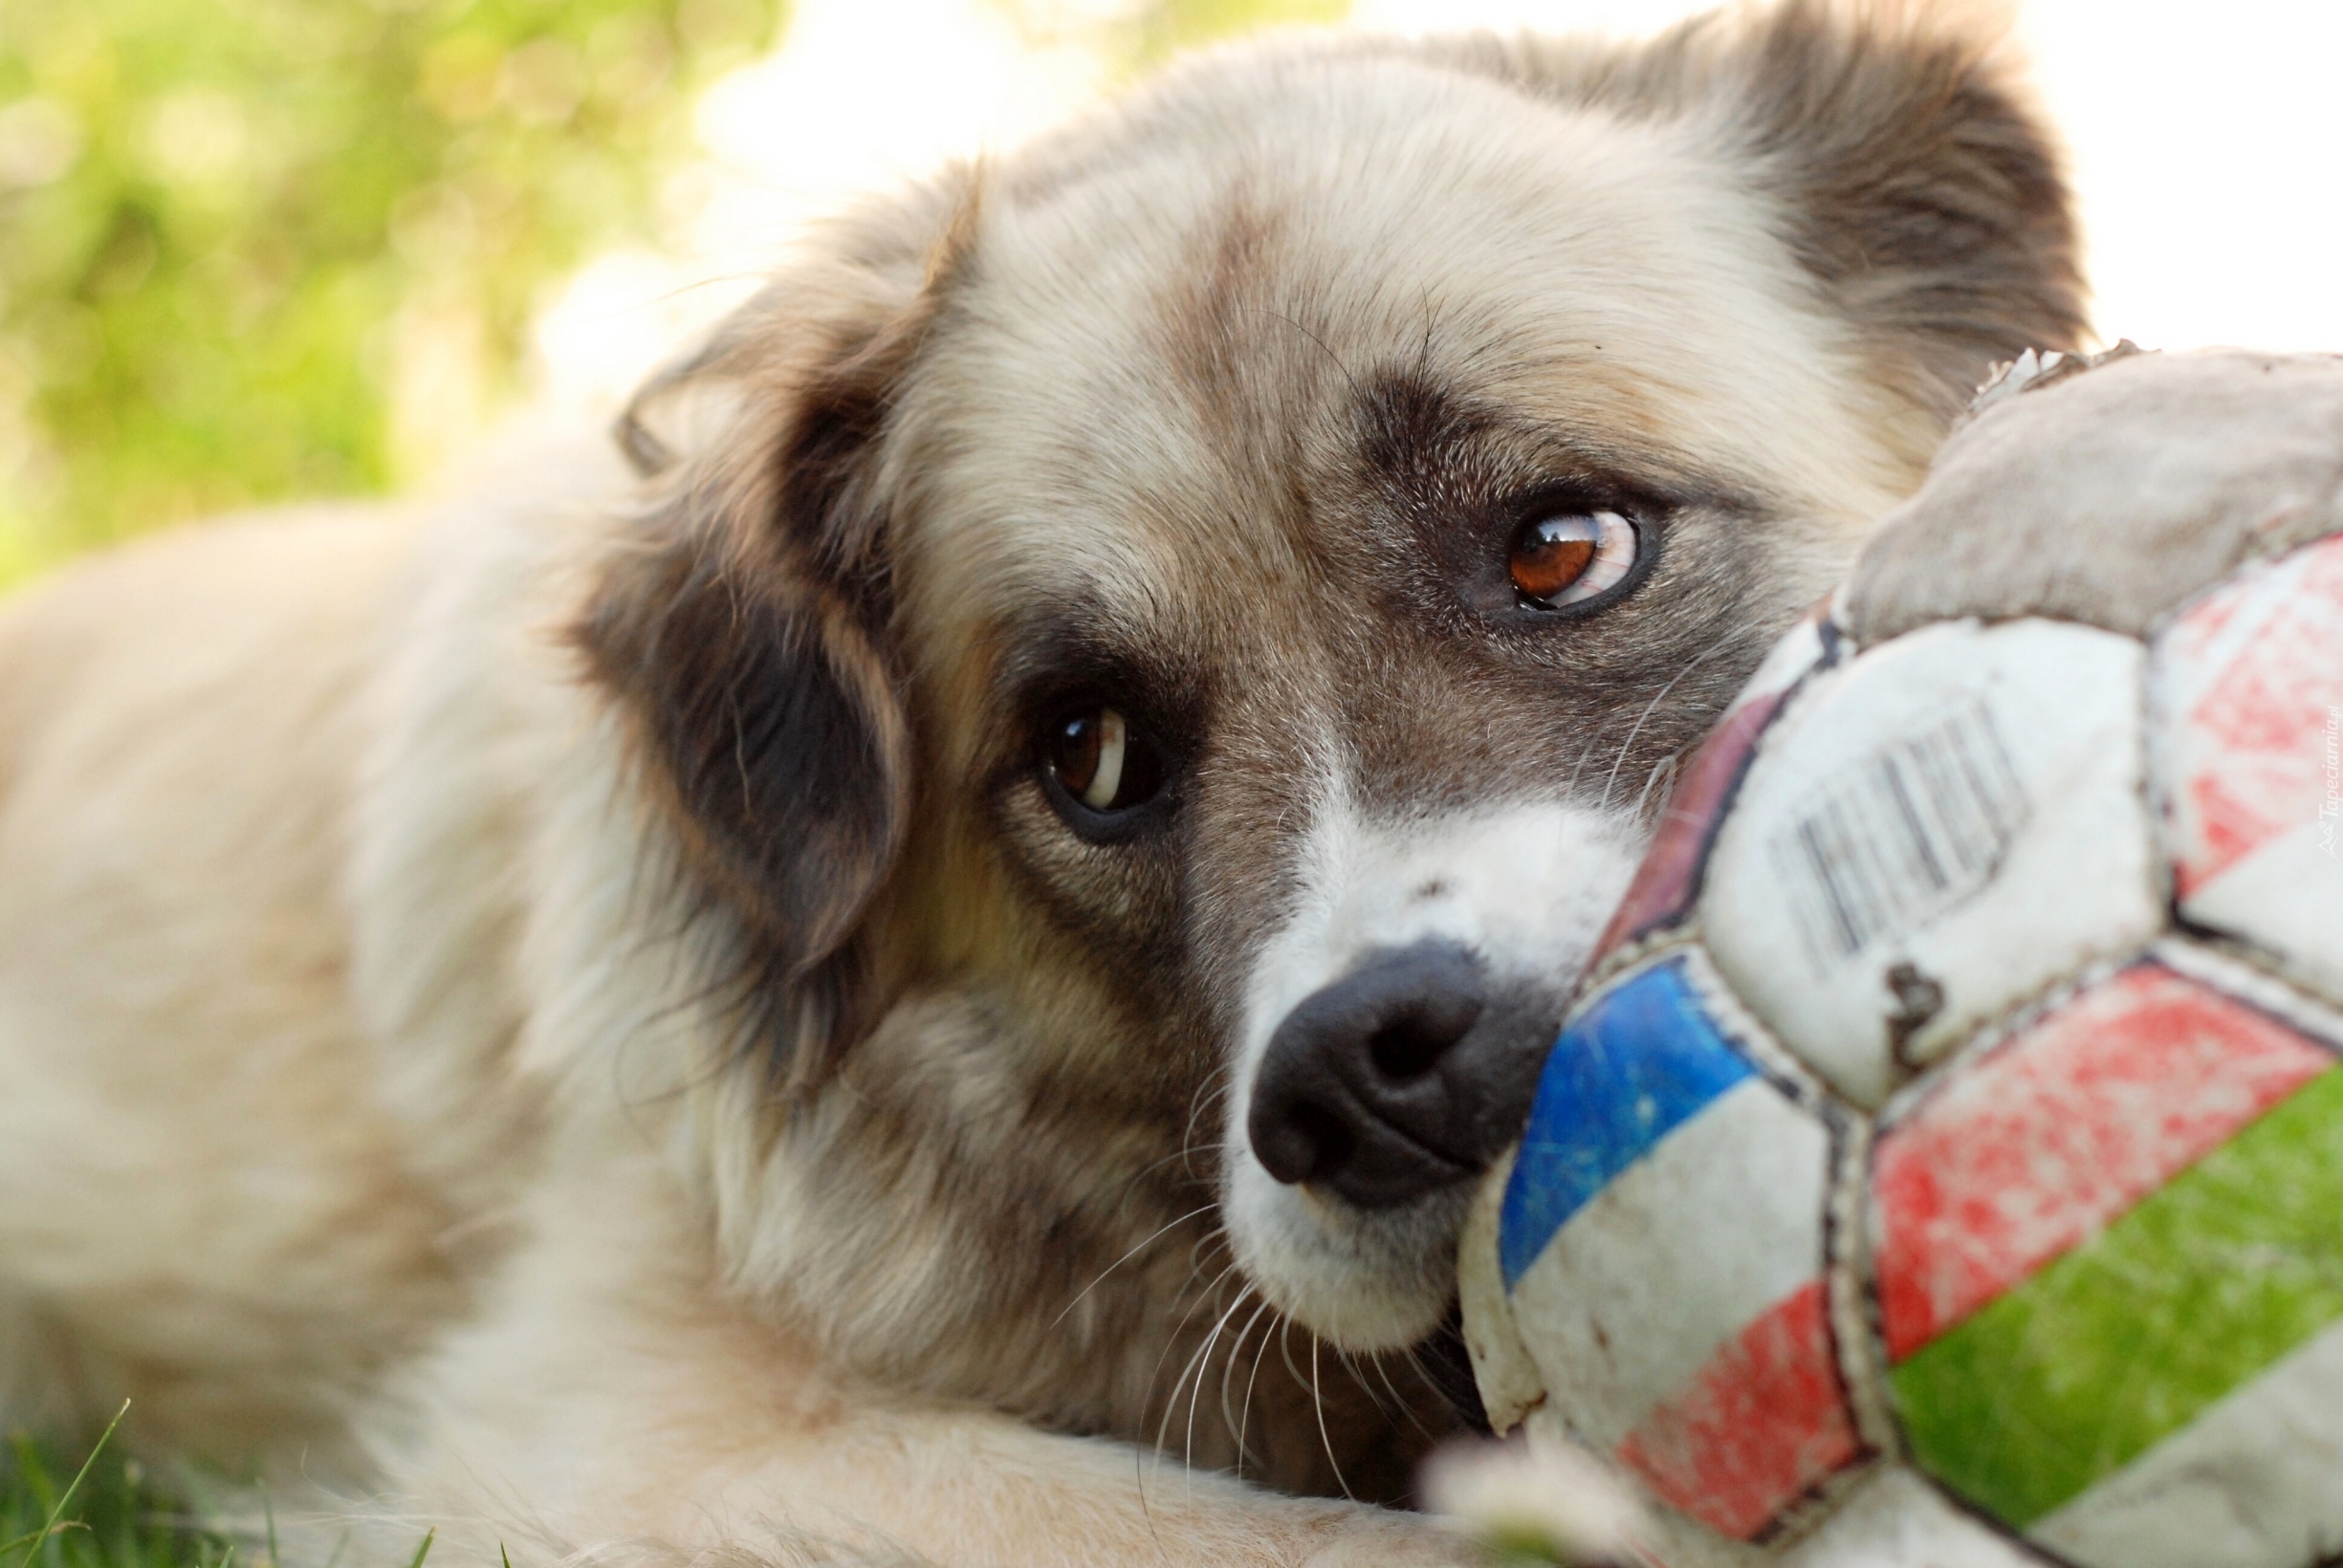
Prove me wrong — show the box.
[1253,1095,1355,1186]
[1367,1019,1449,1080]
[1291,1101,1352,1182]
[1249,940,1511,1210]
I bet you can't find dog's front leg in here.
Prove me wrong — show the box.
[368,1143,1477,1568]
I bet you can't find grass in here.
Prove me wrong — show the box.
[2,1412,235,1568]
[2,1410,457,1568]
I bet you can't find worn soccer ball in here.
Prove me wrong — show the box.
[1460,513,2343,1568]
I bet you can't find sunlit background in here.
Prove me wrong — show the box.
[2,0,2337,583]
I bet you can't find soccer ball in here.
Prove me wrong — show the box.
[1460,522,2343,1568]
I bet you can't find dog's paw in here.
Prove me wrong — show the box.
[1843,347,2343,645]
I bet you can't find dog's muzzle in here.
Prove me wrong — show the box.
[1246,941,1555,1210]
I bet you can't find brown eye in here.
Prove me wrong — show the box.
[1508,510,1639,608]
[1043,706,1166,817]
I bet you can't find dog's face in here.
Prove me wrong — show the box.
[584,7,2081,1434]
[891,48,1937,1351]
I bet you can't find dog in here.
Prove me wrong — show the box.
[0,5,2083,1562]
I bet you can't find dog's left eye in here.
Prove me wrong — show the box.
[1509,509,1639,608]
[1042,706,1167,817]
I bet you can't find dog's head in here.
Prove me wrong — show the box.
[581,1,2080,1418]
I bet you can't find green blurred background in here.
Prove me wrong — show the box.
[0,0,1342,591]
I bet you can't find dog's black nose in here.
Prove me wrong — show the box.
[1248,942,1548,1210]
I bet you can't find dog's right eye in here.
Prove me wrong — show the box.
[1041,706,1167,818]
[1509,509,1640,609]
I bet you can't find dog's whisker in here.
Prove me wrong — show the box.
[1597,637,1737,816]
[1099,1139,1218,1225]
[1180,1224,1237,1286]
[1048,1204,1215,1333]
[1353,1347,1435,1446]
[1631,751,1682,820]
[1375,1347,1439,1445]
[1148,1257,1246,1474]
[1563,729,1609,800]
[1164,1278,1241,1468]
[1218,1296,1277,1475]
[1184,1287,1255,1481]
[1237,1301,1281,1480]
[1335,1345,1392,1423]
[1153,1256,1242,1391]
[1276,1316,1310,1409]
[1138,1255,1237,1452]
[1337,1343,1432,1449]
[1153,1331,1213,1483]
[1309,1333,1354,1502]
[1177,1075,1235,1177]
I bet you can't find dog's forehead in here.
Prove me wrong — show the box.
[887,53,1900,670]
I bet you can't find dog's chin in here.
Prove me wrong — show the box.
[1222,1145,1473,1353]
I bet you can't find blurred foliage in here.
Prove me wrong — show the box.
[997,0,1349,75]
[1128,0,1353,68]
[0,0,779,581]
[0,0,1340,591]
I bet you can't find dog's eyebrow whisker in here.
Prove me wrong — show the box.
[1597,637,1738,817]
[1412,282,1439,375]
[1048,1204,1215,1333]
[1252,307,1365,404]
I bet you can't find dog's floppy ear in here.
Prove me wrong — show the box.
[579,171,978,1083]
[1473,2,2086,430]
[1717,2,2088,421]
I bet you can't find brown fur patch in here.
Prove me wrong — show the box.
[577,173,982,1082]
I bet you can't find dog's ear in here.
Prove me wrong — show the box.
[1716,2,2088,422]
[579,172,978,1083]
[1467,2,2086,431]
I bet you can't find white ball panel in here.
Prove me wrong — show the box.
[1701,619,2161,1106]
[1784,1469,2047,1568]
[1507,1076,1829,1453]
[2029,1315,2343,1568]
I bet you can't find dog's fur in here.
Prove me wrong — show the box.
[0,7,2083,1563]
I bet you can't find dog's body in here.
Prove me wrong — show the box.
[0,11,2083,1564]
